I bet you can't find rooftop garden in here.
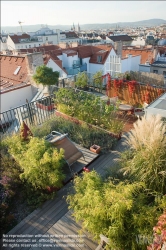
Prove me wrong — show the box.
[67,114,166,250]
[0,115,118,237]
[55,88,124,135]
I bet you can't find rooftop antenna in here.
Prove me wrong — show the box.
[18,21,24,33]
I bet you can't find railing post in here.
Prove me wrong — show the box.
[26,99,33,125]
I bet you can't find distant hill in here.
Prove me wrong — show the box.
[1,19,166,33]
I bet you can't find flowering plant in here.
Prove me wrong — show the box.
[147,210,166,250]
[127,80,137,96]
[144,91,150,104]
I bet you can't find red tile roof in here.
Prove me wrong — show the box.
[43,53,67,75]
[21,44,113,66]
[65,32,79,39]
[0,55,29,91]
[20,44,61,54]
[9,34,30,44]
[122,48,154,64]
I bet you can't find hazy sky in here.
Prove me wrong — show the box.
[1,1,165,27]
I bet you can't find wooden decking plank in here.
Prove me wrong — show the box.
[23,201,68,239]
[8,182,72,236]
[53,219,85,250]
[48,226,73,250]
[64,211,98,250]
[60,215,97,250]
[8,198,67,236]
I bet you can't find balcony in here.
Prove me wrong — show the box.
[65,63,87,76]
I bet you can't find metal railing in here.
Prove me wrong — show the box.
[0,94,56,135]
[65,63,87,75]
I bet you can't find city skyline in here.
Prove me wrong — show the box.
[1,1,166,27]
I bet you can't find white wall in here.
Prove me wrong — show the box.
[89,49,117,74]
[47,58,67,78]
[89,63,104,74]
[41,34,58,45]
[82,57,90,72]
[62,53,78,68]
[7,36,16,50]
[1,85,34,112]
[121,55,140,73]
[0,41,8,50]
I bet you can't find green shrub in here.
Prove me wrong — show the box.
[31,117,117,153]
[75,71,88,88]
[4,134,66,189]
[55,88,123,134]
[67,171,165,250]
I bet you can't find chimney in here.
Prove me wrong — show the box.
[114,41,122,58]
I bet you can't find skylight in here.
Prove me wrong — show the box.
[14,66,21,75]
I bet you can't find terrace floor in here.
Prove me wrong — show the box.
[1,135,129,250]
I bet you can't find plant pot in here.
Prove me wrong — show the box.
[90,144,101,154]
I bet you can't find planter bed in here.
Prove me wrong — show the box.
[36,102,55,111]
[55,110,122,140]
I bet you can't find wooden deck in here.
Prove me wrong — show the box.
[63,143,99,183]
[1,135,128,250]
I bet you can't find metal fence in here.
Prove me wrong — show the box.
[0,94,56,135]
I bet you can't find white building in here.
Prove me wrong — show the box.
[4,27,80,51]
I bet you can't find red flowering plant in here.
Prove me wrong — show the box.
[20,121,33,141]
[147,210,166,250]
[144,91,150,104]
[113,79,123,96]
[127,80,137,97]
[157,89,163,97]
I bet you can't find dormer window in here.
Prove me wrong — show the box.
[97,55,102,63]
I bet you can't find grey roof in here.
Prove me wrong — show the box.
[151,60,166,68]
[108,35,133,42]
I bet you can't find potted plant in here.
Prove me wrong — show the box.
[90,144,101,154]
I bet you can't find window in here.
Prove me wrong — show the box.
[34,44,36,47]
[153,70,158,74]
[46,37,48,41]
[29,45,31,48]
[163,71,166,77]
[25,45,27,48]
[97,56,102,63]
[14,66,21,75]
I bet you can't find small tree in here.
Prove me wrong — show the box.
[75,71,88,89]
[33,65,59,94]
[93,70,103,90]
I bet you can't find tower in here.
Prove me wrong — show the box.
[73,23,75,31]
[77,23,80,32]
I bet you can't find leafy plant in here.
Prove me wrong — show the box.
[55,88,123,134]
[67,171,165,250]
[75,71,88,88]
[30,116,117,153]
[4,134,66,190]
[93,70,103,89]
